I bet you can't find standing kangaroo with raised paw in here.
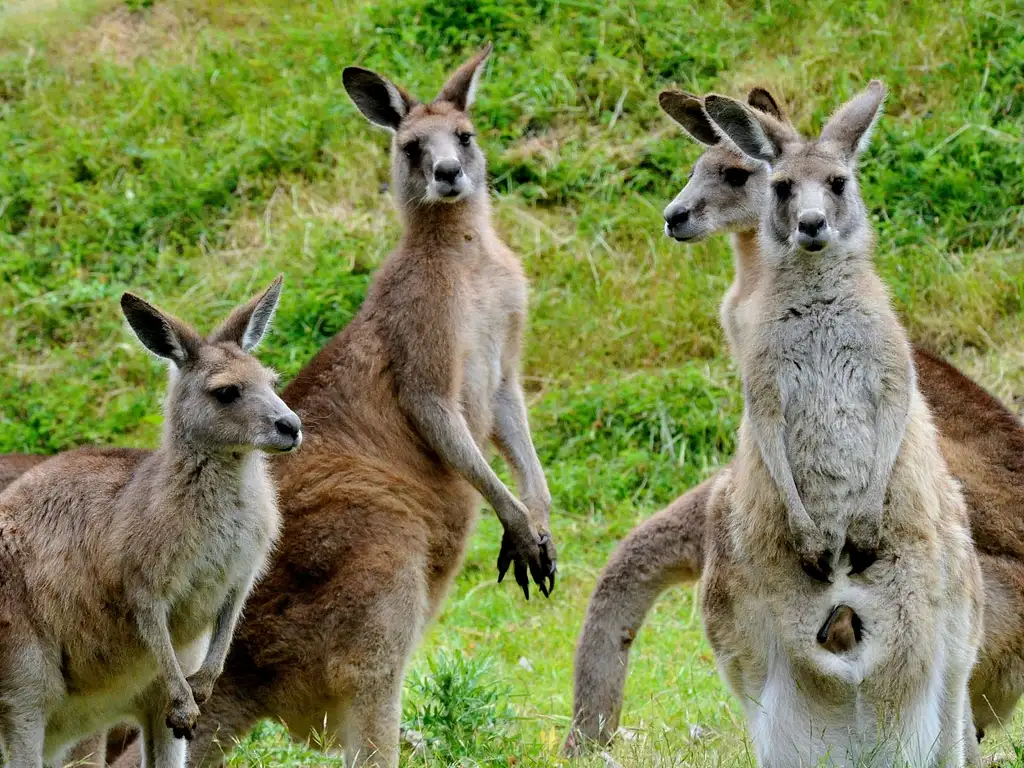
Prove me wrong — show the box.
[110,44,555,768]
[0,278,297,768]
[698,81,983,767]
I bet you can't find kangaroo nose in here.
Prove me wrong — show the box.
[798,212,826,238]
[664,207,690,229]
[433,160,462,185]
[275,415,301,440]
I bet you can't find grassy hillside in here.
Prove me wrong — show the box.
[1,0,1022,765]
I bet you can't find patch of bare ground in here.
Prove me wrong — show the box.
[63,3,196,66]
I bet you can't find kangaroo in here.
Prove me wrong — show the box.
[711,82,908,579]
[0,278,298,768]
[696,81,983,767]
[567,87,1024,757]
[108,44,555,768]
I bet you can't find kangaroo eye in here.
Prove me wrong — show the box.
[457,131,473,146]
[402,140,420,162]
[830,176,847,195]
[723,168,752,188]
[773,180,792,202]
[212,385,241,405]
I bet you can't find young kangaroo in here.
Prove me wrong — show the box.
[569,86,1024,757]
[0,278,298,768]
[697,81,983,767]
[109,44,555,768]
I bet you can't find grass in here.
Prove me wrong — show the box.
[1,0,1022,764]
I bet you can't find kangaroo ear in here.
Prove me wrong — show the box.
[343,67,417,132]
[819,80,886,163]
[747,87,788,124]
[704,93,793,164]
[209,275,284,353]
[121,294,201,367]
[658,89,719,146]
[435,42,492,111]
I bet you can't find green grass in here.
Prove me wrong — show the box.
[1,0,1022,764]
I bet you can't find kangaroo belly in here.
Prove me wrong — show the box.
[43,632,210,761]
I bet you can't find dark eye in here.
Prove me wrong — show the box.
[773,180,792,202]
[830,176,847,195]
[723,168,752,188]
[212,385,241,405]
[402,140,420,162]
[457,131,473,146]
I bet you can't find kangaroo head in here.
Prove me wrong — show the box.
[120,275,302,456]
[705,81,885,262]
[659,87,794,243]
[343,44,493,211]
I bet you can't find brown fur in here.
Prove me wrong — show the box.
[0,454,47,494]
[109,46,554,768]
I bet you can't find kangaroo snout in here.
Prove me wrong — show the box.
[817,604,862,654]
[269,410,302,452]
[663,205,691,238]
[433,159,463,185]
[796,210,830,251]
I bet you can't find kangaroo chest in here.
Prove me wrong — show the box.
[167,480,278,641]
[758,296,884,506]
[456,264,525,445]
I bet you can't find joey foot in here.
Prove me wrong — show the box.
[816,604,862,654]
[166,692,200,740]
[497,527,557,600]
[186,668,218,706]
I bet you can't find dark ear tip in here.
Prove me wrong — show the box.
[120,293,144,312]
[657,88,680,105]
[658,88,701,111]
[702,93,733,117]
[342,67,373,87]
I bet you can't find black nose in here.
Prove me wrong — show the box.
[798,213,826,238]
[665,207,690,229]
[433,160,462,185]
[275,416,300,440]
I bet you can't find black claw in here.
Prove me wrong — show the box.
[845,541,877,575]
[514,556,530,600]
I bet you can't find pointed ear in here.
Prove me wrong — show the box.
[819,80,886,163]
[704,93,793,164]
[121,294,201,367]
[747,87,788,124]
[435,42,492,111]
[343,67,416,132]
[209,275,284,353]
[658,89,720,146]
